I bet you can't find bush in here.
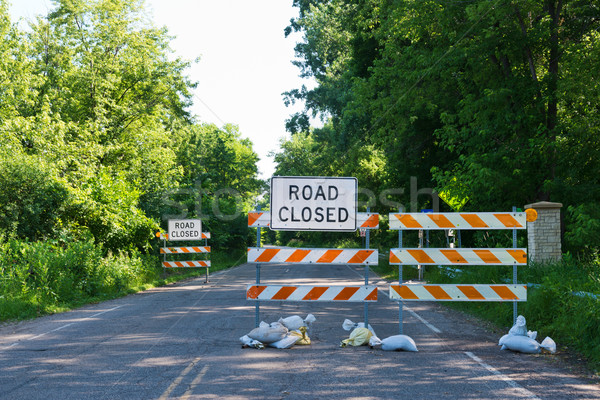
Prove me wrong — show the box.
[0,153,69,240]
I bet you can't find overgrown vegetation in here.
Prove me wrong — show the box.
[0,0,261,322]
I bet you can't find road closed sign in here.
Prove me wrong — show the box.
[270,176,357,231]
[168,219,202,241]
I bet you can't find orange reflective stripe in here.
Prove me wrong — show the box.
[248,212,263,226]
[286,249,311,263]
[361,214,379,228]
[333,287,359,301]
[389,252,402,264]
[303,287,328,301]
[255,248,280,262]
[393,286,419,300]
[494,213,523,228]
[347,250,374,264]
[440,249,468,264]
[428,214,454,228]
[272,286,297,300]
[317,249,343,263]
[491,285,521,300]
[424,285,453,300]
[506,249,527,263]
[247,285,267,299]
[460,214,488,228]
[457,286,485,300]
[396,214,422,228]
[474,249,501,264]
[365,288,378,301]
[407,249,436,264]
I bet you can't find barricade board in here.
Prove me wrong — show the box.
[247,285,378,302]
[162,260,211,268]
[248,247,378,265]
[389,212,526,230]
[389,284,527,302]
[160,246,211,254]
[389,248,527,265]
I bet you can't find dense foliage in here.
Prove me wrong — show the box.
[0,0,262,318]
[278,0,600,254]
[0,0,263,251]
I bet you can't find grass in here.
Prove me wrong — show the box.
[0,237,247,323]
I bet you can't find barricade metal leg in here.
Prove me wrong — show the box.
[255,207,261,328]
[398,222,403,335]
[513,206,518,324]
[364,208,370,327]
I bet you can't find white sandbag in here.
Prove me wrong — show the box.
[508,315,528,336]
[381,335,418,352]
[527,330,537,340]
[268,334,301,349]
[369,335,382,347]
[500,335,541,354]
[247,323,288,344]
[342,319,377,337]
[540,336,556,354]
[498,333,510,346]
[239,335,265,349]
[278,314,316,331]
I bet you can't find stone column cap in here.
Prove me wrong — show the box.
[525,201,563,210]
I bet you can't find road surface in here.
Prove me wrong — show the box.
[0,262,598,399]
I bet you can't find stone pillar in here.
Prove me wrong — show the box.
[524,201,563,263]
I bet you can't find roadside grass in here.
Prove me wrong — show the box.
[0,237,246,323]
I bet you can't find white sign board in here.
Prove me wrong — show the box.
[168,219,202,241]
[270,176,357,231]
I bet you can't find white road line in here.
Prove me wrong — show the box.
[1,305,122,350]
[464,351,542,400]
[377,287,443,334]
[404,306,442,334]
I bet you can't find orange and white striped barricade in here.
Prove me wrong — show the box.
[247,247,378,265]
[247,285,378,302]
[388,210,531,334]
[162,260,211,268]
[389,248,527,266]
[389,212,527,230]
[160,246,211,254]
[248,211,380,229]
[157,231,211,282]
[389,284,527,302]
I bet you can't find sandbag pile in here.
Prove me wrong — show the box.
[240,314,315,349]
[340,319,377,347]
[498,315,556,354]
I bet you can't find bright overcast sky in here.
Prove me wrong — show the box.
[9,0,316,179]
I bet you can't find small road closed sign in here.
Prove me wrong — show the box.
[168,219,202,241]
[270,176,357,231]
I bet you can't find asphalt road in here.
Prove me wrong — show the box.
[0,262,598,400]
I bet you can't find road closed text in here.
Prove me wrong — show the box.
[270,177,357,231]
[168,219,202,241]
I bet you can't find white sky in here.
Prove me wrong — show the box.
[9,0,317,179]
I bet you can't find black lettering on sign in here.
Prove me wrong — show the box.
[328,186,338,200]
[326,207,335,222]
[289,185,299,200]
[279,206,289,222]
[302,185,313,200]
[315,207,324,222]
[315,186,326,200]
[301,207,311,222]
